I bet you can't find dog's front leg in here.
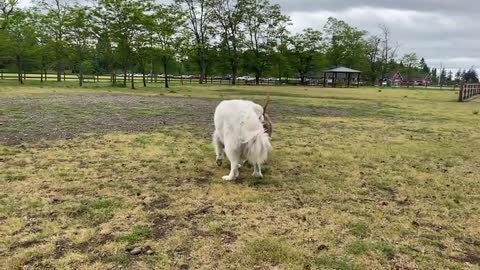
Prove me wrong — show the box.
[252,163,263,178]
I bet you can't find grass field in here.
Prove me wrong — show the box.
[0,81,479,269]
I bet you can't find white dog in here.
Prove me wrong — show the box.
[213,99,272,181]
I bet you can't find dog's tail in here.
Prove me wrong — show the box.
[243,131,272,165]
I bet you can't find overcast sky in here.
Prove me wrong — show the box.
[19,0,478,70]
[274,0,480,71]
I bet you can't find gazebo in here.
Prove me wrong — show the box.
[323,67,362,88]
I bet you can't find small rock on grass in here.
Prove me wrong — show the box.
[125,244,140,252]
[144,245,154,255]
[125,244,154,256]
[130,247,143,255]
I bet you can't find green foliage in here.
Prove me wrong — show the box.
[0,0,435,86]
[289,28,323,82]
[324,17,367,69]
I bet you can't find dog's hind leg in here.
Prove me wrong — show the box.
[213,131,225,166]
[222,141,240,181]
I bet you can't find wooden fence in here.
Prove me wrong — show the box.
[459,83,480,102]
[0,71,298,86]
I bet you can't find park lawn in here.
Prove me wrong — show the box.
[0,82,479,269]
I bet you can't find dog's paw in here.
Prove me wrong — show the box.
[252,171,263,179]
[222,175,235,181]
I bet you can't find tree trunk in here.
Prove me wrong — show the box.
[164,62,169,88]
[202,63,208,84]
[16,55,23,84]
[198,56,207,84]
[131,71,135,89]
[278,66,282,85]
[150,60,154,83]
[142,66,146,87]
[231,65,237,86]
[255,71,260,85]
[56,62,62,82]
[123,68,127,86]
[45,68,47,82]
[79,69,83,87]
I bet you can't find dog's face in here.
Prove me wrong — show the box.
[262,114,273,138]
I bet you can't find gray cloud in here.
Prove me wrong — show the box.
[272,0,479,69]
[272,0,480,15]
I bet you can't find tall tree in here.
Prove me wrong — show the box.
[210,0,244,85]
[65,6,92,86]
[270,29,290,82]
[92,0,152,89]
[324,17,366,69]
[455,69,462,84]
[446,70,453,85]
[150,4,187,88]
[439,67,447,88]
[365,35,381,84]
[2,9,39,83]
[39,0,70,82]
[379,24,398,80]
[289,28,322,85]
[402,52,418,87]
[464,67,479,83]
[176,0,213,84]
[419,57,429,73]
[242,0,289,84]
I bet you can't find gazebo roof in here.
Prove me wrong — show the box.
[325,67,362,73]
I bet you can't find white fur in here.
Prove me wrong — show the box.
[213,100,272,181]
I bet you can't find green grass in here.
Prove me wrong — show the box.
[0,81,479,269]
[116,226,153,244]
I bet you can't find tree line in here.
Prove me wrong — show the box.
[0,0,477,88]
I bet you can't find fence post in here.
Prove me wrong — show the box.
[458,81,464,102]
[1,70,3,80]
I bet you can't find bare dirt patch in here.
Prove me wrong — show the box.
[0,93,348,145]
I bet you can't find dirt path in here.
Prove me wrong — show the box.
[0,93,348,145]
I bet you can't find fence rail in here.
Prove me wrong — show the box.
[459,83,480,102]
[0,72,303,86]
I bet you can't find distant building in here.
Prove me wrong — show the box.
[384,71,432,87]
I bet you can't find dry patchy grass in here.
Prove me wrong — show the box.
[1,82,479,269]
